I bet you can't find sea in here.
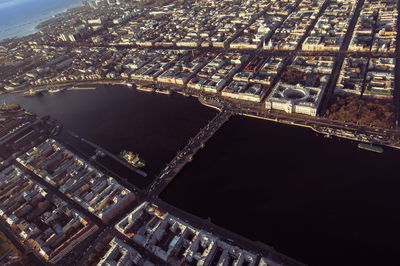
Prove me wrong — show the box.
[0,0,83,41]
[1,86,400,265]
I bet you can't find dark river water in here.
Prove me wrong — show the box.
[0,85,217,188]
[161,116,400,266]
[2,86,400,266]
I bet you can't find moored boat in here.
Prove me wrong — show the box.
[357,143,383,153]
[24,89,40,97]
[155,88,171,95]
[119,150,145,168]
[136,85,154,92]
[48,87,65,94]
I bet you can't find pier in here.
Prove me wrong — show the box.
[67,86,97,91]
[147,109,232,197]
[67,131,148,177]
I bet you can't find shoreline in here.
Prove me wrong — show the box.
[7,79,400,151]
[67,86,97,91]
[0,0,83,42]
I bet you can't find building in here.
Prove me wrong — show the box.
[265,82,324,116]
[0,165,98,264]
[17,139,136,223]
[116,202,258,266]
[97,237,155,266]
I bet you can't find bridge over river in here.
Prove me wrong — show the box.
[147,108,232,198]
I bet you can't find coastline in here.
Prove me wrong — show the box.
[0,0,83,41]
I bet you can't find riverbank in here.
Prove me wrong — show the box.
[160,113,400,266]
[0,85,218,189]
[197,94,400,152]
[239,111,399,151]
[67,86,96,91]
[12,79,400,152]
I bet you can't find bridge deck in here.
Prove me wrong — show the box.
[147,109,232,197]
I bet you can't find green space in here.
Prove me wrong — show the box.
[0,238,10,259]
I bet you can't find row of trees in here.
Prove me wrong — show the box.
[280,67,322,87]
[280,68,306,85]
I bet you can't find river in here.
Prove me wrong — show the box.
[161,115,400,266]
[0,85,217,188]
[2,86,399,265]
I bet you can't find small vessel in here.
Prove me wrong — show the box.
[357,143,383,153]
[155,88,172,95]
[50,124,62,136]
[136,85,154,92]
[1,101,20,112]
[91,149,106,161]
[95,149,106,158]
[119,150,145,168]
[48,87,65,94]
[24,89,42,97]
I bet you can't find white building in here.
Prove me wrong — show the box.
[265,82,324,116]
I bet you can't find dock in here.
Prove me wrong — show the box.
[67,131,148,177]
[67,86,96,91]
